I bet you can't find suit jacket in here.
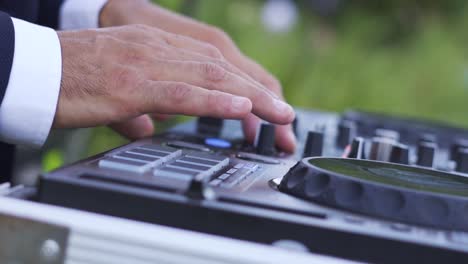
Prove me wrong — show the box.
[0,0,63,182]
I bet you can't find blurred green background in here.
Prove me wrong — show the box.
[41,0,468,171]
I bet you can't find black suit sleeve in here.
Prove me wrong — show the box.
[37,0,64,29]
[0,11,14,107]
[0,11,15,182]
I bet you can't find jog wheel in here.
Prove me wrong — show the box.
[280,157,468,231]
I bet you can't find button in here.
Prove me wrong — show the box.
[139,144,179,153]
[220,177,241,188]
[128,147,182,165]
[209,179,222,186]
[115,152,160,162]
[167,161,211,172]
[234,163,244,169]
[226,169,238,174]
[219,173,230,180]
[243,163,259,170]
[237,152,280,164]
[166,141,211,152]
[204,138,232,149]
[178,156,218,166]
[99,157,150,174]
[181,154,230,183]
[185,152,228,162]
[154,167,198,181]
[129,148,169,157]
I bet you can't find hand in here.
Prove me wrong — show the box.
[99,0,297,152]
[54,25,295,141]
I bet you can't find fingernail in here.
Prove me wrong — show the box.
[232,96,251,112]
[274,99,294,117]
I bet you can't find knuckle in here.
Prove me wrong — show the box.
[206,91,222,112]
[251,88,267,105]
[204,43,223,58]
[94,34,118,49]
[111,66,139,89]
[166,82,192,103]
[106,67,142,117]
[121,44,147,64]
[215,60,233,72]
[200,62,228,82]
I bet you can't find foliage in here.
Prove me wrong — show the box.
[47,0,468,167]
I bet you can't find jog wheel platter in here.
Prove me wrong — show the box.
[280,157,468,231]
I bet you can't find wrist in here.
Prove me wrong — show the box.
[99,0,149,27]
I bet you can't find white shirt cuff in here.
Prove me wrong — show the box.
[59,0,109,30]
[0,18,62,147]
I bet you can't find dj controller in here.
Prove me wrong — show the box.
[21,108,468,263]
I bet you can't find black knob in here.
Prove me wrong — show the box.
[450,139,468,162]
[389,144,409,165]
[292,116,299,136]
[303,131,324,157]
[418,133,437,144]
[336,121,356,149]
[197,117,223,136]
[375,129,400,142]
[455,148,468,174]
[347,137,365,159]
[255,123,276,156]
[417,142,436,168]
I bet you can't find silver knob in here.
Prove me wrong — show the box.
[369,137,396,162]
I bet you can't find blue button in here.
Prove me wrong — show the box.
[204,138,232,149]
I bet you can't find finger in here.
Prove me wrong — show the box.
[152,113,172,121]
[101,36,271,99]
[137,81,253,119]
[242,113,261,144]
[233,55,297,152]
[157,46,266,89]
[109,114,155,140]
[162,31,225,60]
[106,31,271,95]
[104,25,225,60]
[142,60,294,125]
[275,123,297,153]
